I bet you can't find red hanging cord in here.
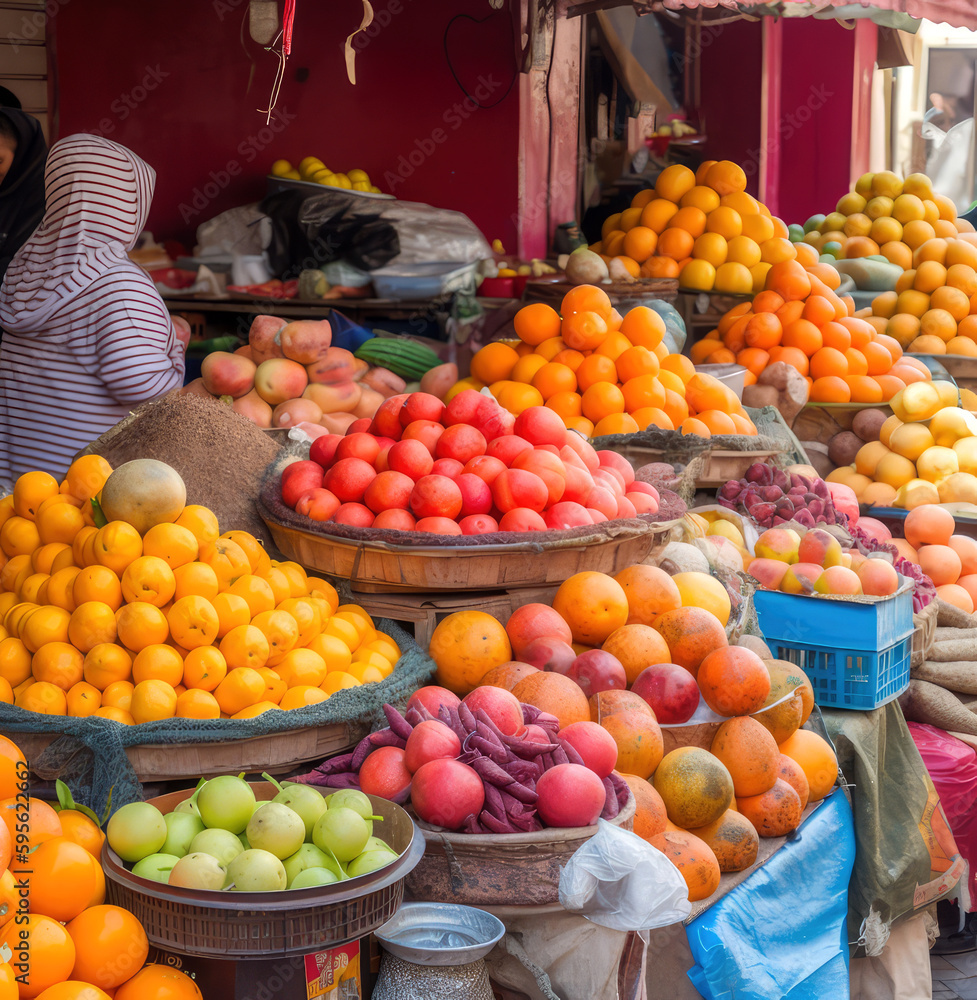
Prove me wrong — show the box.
[283,0,296,56]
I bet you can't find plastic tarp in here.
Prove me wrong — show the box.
[686,791,856,1000]
[909,722,977,908]
[822,702,965,953]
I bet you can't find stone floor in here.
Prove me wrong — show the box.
[932,952,977,999]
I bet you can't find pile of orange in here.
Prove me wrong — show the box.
[798,170,974,264]
[591,159,801,294]
[451,284,757,439]
[0,458,400,724]
[425,563,839,902]
[859,237,977,357]
[698,258,933,402]
[0,733,202,998]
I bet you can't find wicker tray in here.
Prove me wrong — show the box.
[104,783,423,957]
[912,599,939,670]
[262,516,681,593]
[523,277,678,306]
[403,792,635,907]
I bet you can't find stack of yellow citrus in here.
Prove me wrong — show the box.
[858,236,977,357]
[799,170,974,263]
[592,159,798,294]
[0,457,399,723]
[449,284,757,438]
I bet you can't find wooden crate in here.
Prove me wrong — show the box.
[608,444,779,487]
[263,517,678,593]
[355,586,560,648]
[17,722,365,784]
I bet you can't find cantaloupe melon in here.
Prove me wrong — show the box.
[99,460,187,533]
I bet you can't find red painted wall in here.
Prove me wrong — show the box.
[51,0,521,248]
[697,19,763,198]
[771,19,855,225]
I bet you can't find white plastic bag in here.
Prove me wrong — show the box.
[559,820,691,931]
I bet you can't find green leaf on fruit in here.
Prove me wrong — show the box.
[90,496,108,528]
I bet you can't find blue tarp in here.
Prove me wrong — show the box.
[687,791,856,1000]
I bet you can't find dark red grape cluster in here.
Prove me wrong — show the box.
[718,462,848,530]
[849,522,936,611]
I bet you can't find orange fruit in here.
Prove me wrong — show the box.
[130,678,178,723]
[429,610,512,695]
[704,159,747,196]
[0,516,40,558]
[64,455,113,502]
[175,688,221,719]
[198,537,250,590]
[181,646,227,692]
[120,556,176,607]
[601,624,671,685]
[71,565,123,611]
[574,354,617,392]
[167,595,220,649]
[172,560,220,601]
[514,302,562,346]
[32,641,85,690]
[470,342,519,384]
[174,505,220,545]
[91,521,142,575]
[661,828,721,901]
[57,808,105,859]
[66,905,148,990]
[24,835,99,921]
[83,644,132,691]
[511,670,590,729]
[0,794,62,852]
[0,914,75,996]
[132,644,184,686]
[36,502,85,546]
[655,163,696,202]
[67,602,118,652]
[21,606,71,652]
[114,964,203,1000]
[651,606,727,677]
[561,284,613,321]
[115,602,169,652]
[100,680,133,712]
[654,746,733,828]
[66,681,102,717]
[552,572,629,646]
[13,471,60,520]
[211,592,251,638]
[0,736,26,802]
[214,666,265,715]
[778,729,839,802]
[219,624,270,670]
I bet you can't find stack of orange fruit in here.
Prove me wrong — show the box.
[451,284,757,438]
[0,458,400,724]
[0,734,203,998]
[698,258,934,403]
[859,237,977,357]
[798,170,974,264]
[591,160,799,294]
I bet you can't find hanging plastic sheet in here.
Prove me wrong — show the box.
[686,791,856,1000]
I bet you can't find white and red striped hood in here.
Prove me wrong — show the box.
[0,134,155,333]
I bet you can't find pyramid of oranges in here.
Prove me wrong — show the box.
[794,170,974,264]
[857,236,977,357]
[0,457,399,724]
[592,159,799,294]
[452,284,757,438]
[698,257,934,403]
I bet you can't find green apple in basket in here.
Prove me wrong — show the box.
[106,802,167,863]
[346,849,399,877]
[247,802,306,860]
[313,807,372,864]
[189,828,246,867]
[161,811,205,858]
[132,853,181,883]
[168,852,227,891]
[263,772,327,840]
[226,849,288,891]
[291,867,341,889]
[196,773,256,834]
[283,843,346,886]
[326,789,380,837]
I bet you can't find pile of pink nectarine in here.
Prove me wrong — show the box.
[748,525,902,598]
[183,315,408,432]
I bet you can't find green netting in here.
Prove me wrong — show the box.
[0,620,434,817]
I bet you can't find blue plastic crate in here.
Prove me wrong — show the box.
[752,579,913,652]
[765,634,912,710]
